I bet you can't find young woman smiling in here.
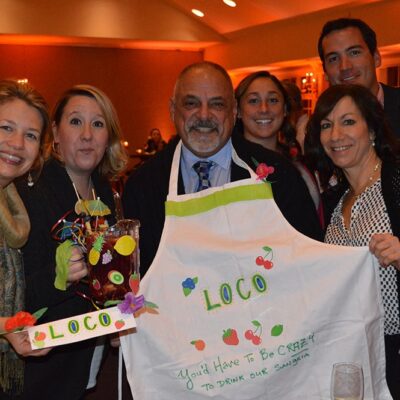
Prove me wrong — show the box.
[234,71,324,228]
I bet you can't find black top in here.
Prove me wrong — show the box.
[382,83,400,139]
[123,134,323,276]
[16,158,115,400]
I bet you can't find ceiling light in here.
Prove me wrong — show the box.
[223,0,237,7]
[192,9,204,17]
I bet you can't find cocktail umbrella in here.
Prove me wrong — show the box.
[83,197,111,231]
[59,221,80,240]
[84,197,111,217]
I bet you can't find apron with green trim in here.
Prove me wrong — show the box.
[121,141,391,399]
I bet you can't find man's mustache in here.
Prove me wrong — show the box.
[188,120,218,131]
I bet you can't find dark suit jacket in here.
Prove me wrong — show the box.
[123,135,323,275]
[382,83,400,138]
[16,158,116,400]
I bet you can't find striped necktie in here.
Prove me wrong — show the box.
[193,160,214,192]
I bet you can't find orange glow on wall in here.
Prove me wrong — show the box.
[0,44,202,159]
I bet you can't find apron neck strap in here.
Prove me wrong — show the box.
[168,140,258,196]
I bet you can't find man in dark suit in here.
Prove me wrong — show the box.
[123,61,322,275]
[318,18,400,138]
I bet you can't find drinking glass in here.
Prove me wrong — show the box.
[331,362,363,400]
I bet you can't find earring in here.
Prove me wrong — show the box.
[52,141,59,154]
[370,135,376,147]
[27,172,34,187]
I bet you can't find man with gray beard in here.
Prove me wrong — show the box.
[123,61,322,275]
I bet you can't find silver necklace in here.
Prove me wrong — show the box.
[348,160,381,200]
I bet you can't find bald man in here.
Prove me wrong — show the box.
[123,61,322,274]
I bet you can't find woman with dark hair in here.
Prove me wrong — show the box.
[235,71,300,158]
[16,85,127,399]
[234,71,323,226]
[305,83,400,399]
[144,128,166,154]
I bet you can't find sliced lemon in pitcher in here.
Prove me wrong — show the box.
[114,235,136,256]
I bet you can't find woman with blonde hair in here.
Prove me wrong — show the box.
[17,84,127,399]
[0,79,50,396]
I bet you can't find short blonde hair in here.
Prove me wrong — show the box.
[46,84,127,179]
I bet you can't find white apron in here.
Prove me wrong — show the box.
[121,141,391,399]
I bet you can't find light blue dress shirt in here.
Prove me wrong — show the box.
[180,139,232,194]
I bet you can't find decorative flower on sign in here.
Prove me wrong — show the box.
[117,292,145,315]
[5,311,37,332]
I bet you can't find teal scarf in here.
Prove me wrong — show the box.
[0,183,30,394]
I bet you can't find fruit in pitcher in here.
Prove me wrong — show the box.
[88,247,100,266]
[129,273,140,294]
[222,328,239,346]
[114,235,136,256]
[108,270,124,285]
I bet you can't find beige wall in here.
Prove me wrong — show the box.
[205,0,400,73]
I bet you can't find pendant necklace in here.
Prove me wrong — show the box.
[348,160,381,200]
[65,169,95,215]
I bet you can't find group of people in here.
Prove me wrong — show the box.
[0,16,399,400]
[0,83,127,399]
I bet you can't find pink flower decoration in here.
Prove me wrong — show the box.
[256,163,275,181]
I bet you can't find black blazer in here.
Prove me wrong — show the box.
[382,83,400,139]
[123,135,322,275]
[16,158,115,400]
